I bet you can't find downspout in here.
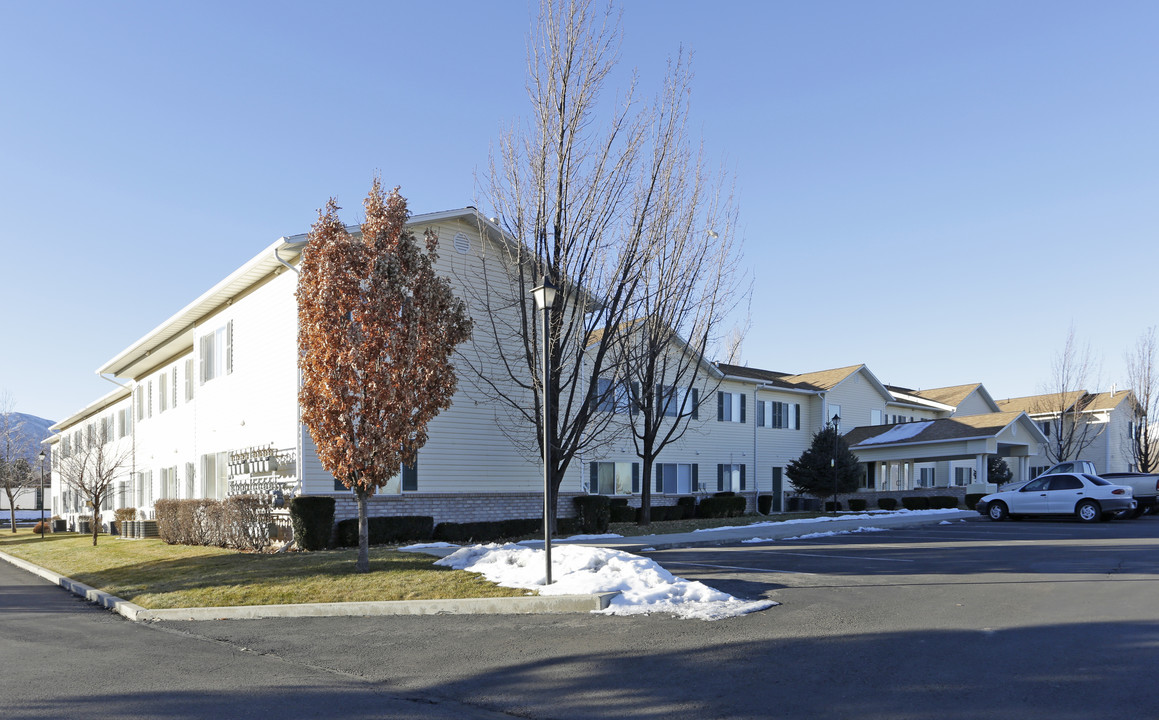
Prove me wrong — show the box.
[753,384,761,514]
[274,240,299,276]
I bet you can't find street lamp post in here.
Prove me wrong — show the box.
[530,275,558,585]
[830,413,841,515]
[38,450,46,539]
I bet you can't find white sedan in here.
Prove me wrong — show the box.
[976,472,1136,523]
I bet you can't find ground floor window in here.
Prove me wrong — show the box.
[333,460,417,493]
[655,463,697,494]
[589,461,639,495]
[717,463,745,492]
[1030,465,1050,479]
[954,467,973,486]
[918,467,936,488]
[201,452,228,500]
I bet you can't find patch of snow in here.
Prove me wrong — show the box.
[782,526,887,540]
[692,508,961,533]
[639,547,656,552]
[398,542,460,552]
[561,533,624,541]
[435,543,776,621]
[855,421,934,445]
[939,520,953,525]
[742,537,775,544]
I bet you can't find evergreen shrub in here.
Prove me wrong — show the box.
[675,496,696,519]
[848,498,868,512]
[573,495,611,534]
[877,497,898,511]
[965,493,986,510]
[901,496,930,511]
[289,496,335,551]
[610,504,635,523]
[824,500,842,512]
[930,496,959,509]
[697,495,745,518]
[335,516,434,546]
[757,495,773,514]
[433,518,540,543]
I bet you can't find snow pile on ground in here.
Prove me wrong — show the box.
[692,508,961,534]
[742,526,887,543]
[435,543,776,621]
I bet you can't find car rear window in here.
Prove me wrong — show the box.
[1083,474,1110,486]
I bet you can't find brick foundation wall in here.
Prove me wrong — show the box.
[792,487,970,509]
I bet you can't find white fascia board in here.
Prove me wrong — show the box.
[751,382,821,396]
[50,386,132,432]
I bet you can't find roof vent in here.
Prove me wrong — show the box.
[453,232,471,254]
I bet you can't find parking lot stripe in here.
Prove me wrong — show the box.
[663,561,817,575]
[753,550,915,563]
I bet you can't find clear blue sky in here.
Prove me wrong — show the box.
[3,0,1157,422]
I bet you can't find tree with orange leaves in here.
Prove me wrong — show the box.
[297,180,472,572]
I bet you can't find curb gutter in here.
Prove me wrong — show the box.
[0,549,616,621]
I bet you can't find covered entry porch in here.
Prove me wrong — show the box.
[842,412,1048,495]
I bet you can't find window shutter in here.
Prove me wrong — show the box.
[656,465,663,493]
[691,388,699,419]
[147,381,153,418]
[757,400,765,427]
[171,366,178,407]
[199,336,209,385]
[631,382,640,415]
[402,460,418,492]
[225,320,233,375]
[740,465,747,491]
[717,392,724,421]
[739,395,746,424]
[795,404,801,430]
[589,462,598,492]
[631,463,640,494]
[717,464,724,492]
[586,381,597,414]
[692,464,699,491]
[333,476,346,492]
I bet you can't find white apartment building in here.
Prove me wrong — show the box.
[48,208,1118,530]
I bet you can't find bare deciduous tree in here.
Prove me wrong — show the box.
[1,395,39,532]
[57,423,130,546]
[468,0,734,530]
[1125,326,1158,472]
[1034,326,1103,464]
[298,181,472,572]
[612,57,746,524]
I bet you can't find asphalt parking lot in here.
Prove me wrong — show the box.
[646,514,1159,603]
[147,514,1159,720]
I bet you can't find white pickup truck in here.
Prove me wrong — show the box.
[1037,461,1159,517]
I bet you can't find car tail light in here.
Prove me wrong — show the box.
[1112,488,1126,495]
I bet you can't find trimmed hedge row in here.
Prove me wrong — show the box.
[574,496,611,534]
[848,498,868,512]
[335,516,434,547]
[433,518,541,543]
[697,495,746,518]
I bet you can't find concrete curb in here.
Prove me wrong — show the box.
[0,549,617,621]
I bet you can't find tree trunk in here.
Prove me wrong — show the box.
[638,457,653,526]
[8,505,15,533]
[91,506,100,547]
[356,487,369,573]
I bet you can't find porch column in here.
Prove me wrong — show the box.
[975,454,989,485]
[1017,456,1028,484]
[905,460,915,490]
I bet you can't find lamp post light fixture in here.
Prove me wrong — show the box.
[830,413,841,515]
[530,274,559,585]
[38,450,46,539]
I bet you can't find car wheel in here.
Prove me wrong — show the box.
[987,501,1009,521]
[1076,500,1101,523]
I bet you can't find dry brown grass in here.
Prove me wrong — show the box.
[0,529,526,609]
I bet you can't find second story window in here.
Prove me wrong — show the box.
[717,391,745,423]
[200,320,233,385]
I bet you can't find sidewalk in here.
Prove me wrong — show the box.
[558,508,977,553]
[0,509,975,622]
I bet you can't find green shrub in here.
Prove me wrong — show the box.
[848,498,868,511]
[901,496,930,511]
[637,505,681,523]
[824,500,842,512]
[965,493,986,509]
[573,496,611,534]
[930,496,959,509]
[758,495,773,514]
[609,498,629,507]
[714,491,736,498]
[610,504,635,523]
[289,496,335,550]
[433,518,541,543]
[675,496,696,519]
[335,516,434,547]
[877,497,898,511]
[697,495,746,518]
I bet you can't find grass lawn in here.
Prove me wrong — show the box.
[0,529,527,609]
